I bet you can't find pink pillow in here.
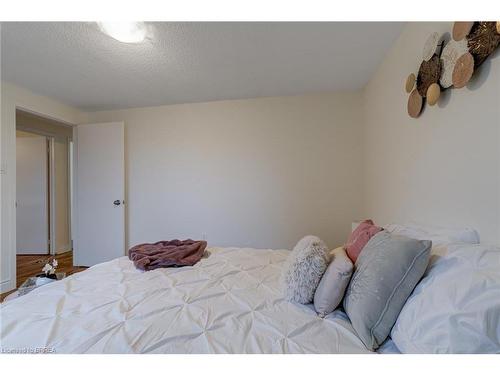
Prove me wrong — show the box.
[345,219,383,263]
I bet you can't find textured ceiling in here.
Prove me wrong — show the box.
[1,22,404,111]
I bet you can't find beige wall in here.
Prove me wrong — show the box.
[16,130,38,138]
[86,93,364,250]
[17,110,73,138]
[362,22,500,245]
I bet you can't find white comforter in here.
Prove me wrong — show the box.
[0,247,371,353]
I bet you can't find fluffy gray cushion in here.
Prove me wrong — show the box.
[343,231,431,350]
[282,235,329,304]
[314,247,353,317]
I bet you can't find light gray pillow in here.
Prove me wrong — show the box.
[343,231,431,350]
[282,235,329,304]
[314,247,353,317]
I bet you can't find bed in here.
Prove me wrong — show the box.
[0,247,377,354]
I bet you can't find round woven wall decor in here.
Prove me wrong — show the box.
[405,73,416,93]
[467,22,500,67]
[452,52,474,88]
[440,38,469,88]
[426,83,441,106]
[422,32,441,61]
[417,55,442,97]
[407,89,423,118]
[452,22,474,41]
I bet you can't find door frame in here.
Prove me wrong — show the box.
[1,101,78,294]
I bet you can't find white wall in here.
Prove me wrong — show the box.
[1,82,85,292]
[86,93,364,250]
[362,22,500,245]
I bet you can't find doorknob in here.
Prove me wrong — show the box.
[113,200,121,206]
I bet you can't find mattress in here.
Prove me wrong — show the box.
[0,247,372,354]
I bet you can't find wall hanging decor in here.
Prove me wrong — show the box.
[452,52,474,88]
[467,22,500,66]
[452,22,474,41]
[417,54,442,97]
[440,39,468,88]
[408,89,423,118]
[405,21,500,118]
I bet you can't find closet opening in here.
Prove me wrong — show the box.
[15,109,74,286]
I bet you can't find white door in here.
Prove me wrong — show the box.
[16,135,49,254]
[74,122,125,266]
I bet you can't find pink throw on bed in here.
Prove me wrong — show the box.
[128,239,207,271]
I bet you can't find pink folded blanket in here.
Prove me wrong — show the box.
[128,239,207,271]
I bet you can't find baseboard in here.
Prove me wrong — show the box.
[0,278,15,294]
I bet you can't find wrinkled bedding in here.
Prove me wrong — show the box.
[0,247,372,353]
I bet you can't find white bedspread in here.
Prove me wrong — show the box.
[0,247,371,354]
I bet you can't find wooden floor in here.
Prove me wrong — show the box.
[1,251,87,302]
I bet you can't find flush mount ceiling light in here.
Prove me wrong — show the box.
[97,22,148,43]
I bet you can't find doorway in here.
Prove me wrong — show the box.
[15,109,74,283]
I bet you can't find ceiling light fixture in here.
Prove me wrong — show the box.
[97,22,148,43]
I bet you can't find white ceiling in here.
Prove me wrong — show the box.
[1,22,404,111]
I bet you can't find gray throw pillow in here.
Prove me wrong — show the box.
[281,235,329,304]
[343,231,431,350]
[314,247,353,317]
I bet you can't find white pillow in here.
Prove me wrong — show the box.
[384,222,479,246]
[391,242,500,353]
[281,235,329,304]
[314,247,353,317]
